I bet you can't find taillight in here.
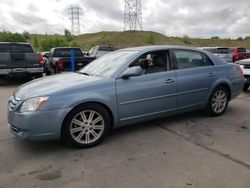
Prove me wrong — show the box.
[39,55,44,64]
[57,60,64,71]
[236,66,243,76]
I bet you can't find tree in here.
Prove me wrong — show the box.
[236,37,243,41]
[183,35,192,44]
[245,36,250,40]
[64,29,73,42]
[23,31,31,40]
[211,36,220,40]
[0,32,26,42]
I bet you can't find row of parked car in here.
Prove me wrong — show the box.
[201,47,250,63]
[0,42,118,84]
[40,45,118,75]
[201,47,250,91]
[0,42,250,91]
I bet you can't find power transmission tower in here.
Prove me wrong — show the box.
[124,0,143,31]
[68,4,83,35]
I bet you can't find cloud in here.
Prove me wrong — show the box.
[0,0,249,38]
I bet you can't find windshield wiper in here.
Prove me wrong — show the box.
[78,72,90,76]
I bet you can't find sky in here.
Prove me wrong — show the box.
[0,0,249,38]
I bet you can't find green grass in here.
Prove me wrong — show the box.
[28,31,250,51]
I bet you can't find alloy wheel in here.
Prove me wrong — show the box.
[211,90,227,113]
[70,110,105,144]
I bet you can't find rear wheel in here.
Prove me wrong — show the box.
[0,76,5,85]
[205,86,229,116]
[62,104,110,148]
[243,84,249,91]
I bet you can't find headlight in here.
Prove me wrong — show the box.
[20,96,49,112]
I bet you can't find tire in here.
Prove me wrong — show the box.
[205,86,229,117]
[45,64,54,76]
[243,84,249,91]
[62,104,111,148]
[45,68,51,76]
[0,76,4,86]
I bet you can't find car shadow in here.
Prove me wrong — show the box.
[0,77,32,87]
[13,111,205,154]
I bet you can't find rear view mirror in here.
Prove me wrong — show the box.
[121,66,143,79]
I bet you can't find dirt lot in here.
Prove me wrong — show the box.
[0,79,250,188]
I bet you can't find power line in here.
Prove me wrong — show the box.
[124,0,143,31]
[68,4,83,35]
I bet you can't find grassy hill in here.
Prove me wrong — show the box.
[28,31,250,51]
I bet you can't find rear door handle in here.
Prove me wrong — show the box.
[164,78,175,84]
[208,73,215,77]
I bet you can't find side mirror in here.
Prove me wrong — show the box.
[121,66,143,79]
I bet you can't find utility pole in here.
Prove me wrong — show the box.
[124,0,143,31]
[68,4,83,35]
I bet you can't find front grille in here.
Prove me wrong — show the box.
[244,65,250,69]
[8,96,20,111]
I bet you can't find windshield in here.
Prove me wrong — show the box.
[79,50,138,77]
[217,48,231,54]
[53,48,83,57]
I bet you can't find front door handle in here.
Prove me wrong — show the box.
[164,78,175,84]
[208,73,215,77]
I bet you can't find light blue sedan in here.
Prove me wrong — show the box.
[8,45,244,148]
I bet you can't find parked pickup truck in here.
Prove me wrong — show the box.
[0,42,44,83]
[235,58,250,91]
[44,47,95,75]
[45,46,118,75]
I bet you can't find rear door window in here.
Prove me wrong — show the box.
[173,50,214,70]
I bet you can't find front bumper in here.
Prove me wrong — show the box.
[245,76,250,85]
[0,67,44,76]
[8,101,71,141]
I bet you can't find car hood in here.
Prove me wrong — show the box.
[15,73,110,100]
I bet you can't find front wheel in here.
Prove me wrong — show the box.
[62,104,110,148]
[243,84,249,91]
[205,87,229,116]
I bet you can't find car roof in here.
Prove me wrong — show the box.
[201,47,230,49]
[119,45,205,53]
[51,47,81,50]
